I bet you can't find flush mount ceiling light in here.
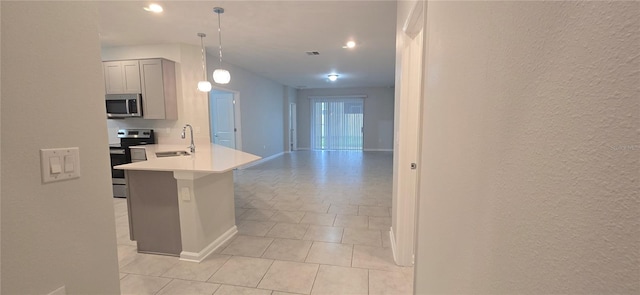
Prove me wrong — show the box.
[328,74,339,82]
[343,41,356,49]
[212,7,230,84]
[143,3,163,13]
[197,33,212,92]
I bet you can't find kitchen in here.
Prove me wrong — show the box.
[98,2,403,294]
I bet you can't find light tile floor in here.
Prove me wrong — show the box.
[115,151,413,295]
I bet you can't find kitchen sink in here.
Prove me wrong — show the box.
[155,150,190,157]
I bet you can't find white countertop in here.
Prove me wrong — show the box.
[114,143,261,173]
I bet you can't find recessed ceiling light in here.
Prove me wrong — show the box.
[343,41,356,49]
[328,74,339,82]
[144,3,163,13]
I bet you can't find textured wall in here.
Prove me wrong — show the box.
[1,2,121,293]
[415,1,639,293]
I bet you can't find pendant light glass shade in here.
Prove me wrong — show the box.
[213,69,231,84]
[198,81,212,92]
[213,7,230,84]
[196,33,212,92]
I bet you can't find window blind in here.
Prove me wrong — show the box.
[310,97,364,150]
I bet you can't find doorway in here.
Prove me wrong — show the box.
[289,103,297,151]
[310,97,364,150]
[209,89,239,149]
[391,0,425,267]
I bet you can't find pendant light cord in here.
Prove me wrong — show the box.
[199,33,207,81]
[216,10,224,66]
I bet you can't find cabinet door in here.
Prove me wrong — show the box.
[139,59,166,119]
[122,61,141,93]
[103,60,141,94]
[103,61,124,94]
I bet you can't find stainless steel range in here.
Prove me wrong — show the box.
[109,129,155,198]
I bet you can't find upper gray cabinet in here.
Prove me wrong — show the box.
[103,58,178,120]
[139,59,178,120]
[103,60,141,94]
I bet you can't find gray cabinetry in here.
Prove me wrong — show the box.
[103,60,141,94]
[139,59,178,120]
[103,58,178,120]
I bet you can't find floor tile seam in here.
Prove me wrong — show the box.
[152,277,176,295]
[260,237,277,257]
[306,262,322,295]
[252,258,277,291]
[154,258,186,278]
[301,240,319,263]
[207,255,275,287]
[198,255,232,282]
[159,273,225,284]
[350,242,355,268]
[216,283,275,294]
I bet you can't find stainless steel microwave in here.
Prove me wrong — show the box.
[106,94,142,118]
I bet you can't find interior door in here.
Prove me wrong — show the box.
[210,90,236,149]
[290,103,297,151]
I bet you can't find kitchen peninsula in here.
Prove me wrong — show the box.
[115,143,260,262]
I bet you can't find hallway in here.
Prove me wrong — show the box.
[115,151,413,294]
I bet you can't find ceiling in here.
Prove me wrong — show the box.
[97,1,397,89]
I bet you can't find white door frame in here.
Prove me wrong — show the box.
[208,86,242,151]
[391,0,426,267]
[289,103,297,151]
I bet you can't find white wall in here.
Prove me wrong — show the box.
[207,60,286,158]
[296,87,395,151]
[415,1,639,293]
[103,46,287,158]
[1,2,121,293]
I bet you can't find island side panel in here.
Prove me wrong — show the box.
[127,170,182,256]
[175,171,236,259]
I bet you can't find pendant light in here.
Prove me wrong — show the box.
[212,7,230,84]
[197,33,212,92]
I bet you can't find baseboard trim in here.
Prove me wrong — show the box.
[238,152,284,169]
[179,226,237,263]
[363,149,394,152]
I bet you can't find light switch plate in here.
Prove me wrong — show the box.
[40,147,80,183]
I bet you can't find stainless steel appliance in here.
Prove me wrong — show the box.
[109,129,155,198]
[106,94,143,118]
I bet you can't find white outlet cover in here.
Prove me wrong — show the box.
[40,147,80,183]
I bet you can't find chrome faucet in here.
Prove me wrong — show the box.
[181,124,195,153]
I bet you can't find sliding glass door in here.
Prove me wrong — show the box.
[310,97,364,150]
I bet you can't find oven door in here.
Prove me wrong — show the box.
[110,148,128,197]
[110,148,127,178]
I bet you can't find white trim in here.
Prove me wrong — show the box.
[238,152,283,169]
[179,226,237,263]
[389,227,399,264]
[208,87,242,151]
[364,149,394,152]
[403,0,425,39]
